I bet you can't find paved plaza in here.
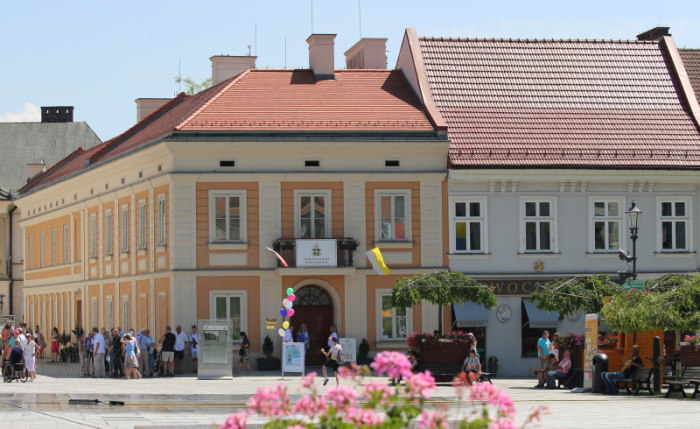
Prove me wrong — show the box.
[0,361,696,428]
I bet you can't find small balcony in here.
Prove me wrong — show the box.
[273,238,359,268]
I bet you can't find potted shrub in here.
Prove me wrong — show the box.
[357,338,371,365]
[58,332,72,362]
[256,335,281,371]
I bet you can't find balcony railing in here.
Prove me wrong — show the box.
[272,238,359,268]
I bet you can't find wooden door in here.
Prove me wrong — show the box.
[290,286,334,366]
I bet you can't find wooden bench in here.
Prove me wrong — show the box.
[615,367,653,395]
[665,366,700,398]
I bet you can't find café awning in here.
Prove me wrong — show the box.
[523,298,560,328]
[453,301,488,327]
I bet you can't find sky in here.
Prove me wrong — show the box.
[2,0,699,141]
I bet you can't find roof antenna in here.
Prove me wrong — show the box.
[310,0,314,33]
[254,22,257,56]
[284,37,287,69]
[358,0,362,38]
[177,57,181,94]
[247,45,251,56]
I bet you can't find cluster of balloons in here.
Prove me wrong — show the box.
[277,287,296,337]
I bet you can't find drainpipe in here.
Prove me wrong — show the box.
[8,204,17,316]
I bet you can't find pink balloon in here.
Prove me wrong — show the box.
[287,309,295,317]
[288,294,296,302]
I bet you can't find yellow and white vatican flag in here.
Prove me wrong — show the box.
[366,247,391,275]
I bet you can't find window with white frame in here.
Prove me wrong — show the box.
[105,210,113,256]
[591,199,622,252]
[138,202,147,250]
[209,191,247,242]
[521,198,556,252]
[659,198,691,251]
[63,224,69,264]
[377,291,409,340]
[90,298,97,329]
[40,231,45,267]
[295,191,330,239]
[376,191,410,241]
[157,196,166,246]
[121,205,129,253]
[122,296,130,331]
[28,234,33,269]
[51,228,57,265]
[105,297,113,330]
[450,198,486,253]
[89,214,97,258]
[211,292,245,341]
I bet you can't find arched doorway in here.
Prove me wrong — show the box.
[290,285,334,366]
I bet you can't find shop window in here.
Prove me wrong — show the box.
[209,190,247,243]
[521,299,559,357]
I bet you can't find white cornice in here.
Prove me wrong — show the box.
[449,169,700,182]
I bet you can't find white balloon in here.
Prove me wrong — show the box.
[284,301,293,310]
[282,298,290,307]
[278,328,285,337]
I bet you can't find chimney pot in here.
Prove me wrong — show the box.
[210,55,257,85]
[344,38,388,69]
[134,98,172,123]
[307,34,336,80]
[41,106,73,123]
[27,160,47,179]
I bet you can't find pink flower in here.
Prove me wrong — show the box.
[346,406,382,427]
[418,409,448,428]
[292,394,327,418]
[219,411,246,429]
[405,371,437,399]
[247,384,290,417]
[338,363,364,380]
[370,351,413,379]
[301,372,317,389]
[488,417,517,429]
[324,385,358,411]
[364,382,393,405]
[469,382,515,419]
[287,426,306,429]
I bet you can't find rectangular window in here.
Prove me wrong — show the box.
[138,202,147,250]
[209,191,247,242]
[90,298,97,329]
[63,224,69,264]
[63,300,69,333]
[90,215,97,258]
[158,196,166,246]
[297,193,328,239]
[105,297,113,330]
[41,301,47,334]
[122,297,130,331]
[211,292,246,341]
[379,293,407,339]
[121,205,129,253]
[105,210,113,256]
[51,228,57,265]
[28,234,33,269]
[40,231,45,267]
[659,199,691,251]
[591,199,621,252]
[451,198,486,253]
[521,198,556,252]
[52,300,58,330]
[377,191,410,241]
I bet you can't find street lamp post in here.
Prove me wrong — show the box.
[619,201,642,282]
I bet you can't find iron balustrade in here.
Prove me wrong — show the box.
[272,238,359,268]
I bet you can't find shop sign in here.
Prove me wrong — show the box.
[296,239,337,267]
[481,279,548,295]
[265,318,277,330]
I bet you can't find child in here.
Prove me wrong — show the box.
[536,353,557,388]
[461,349,482,384]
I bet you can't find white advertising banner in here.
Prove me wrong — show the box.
[295,239,337,267]
[282,342,306,377]
[339,338,356,363]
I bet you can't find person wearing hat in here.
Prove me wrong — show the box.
[23,333,40,381]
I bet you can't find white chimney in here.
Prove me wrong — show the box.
[307,34,336,79]
[135,98,171,123]
[344,38,388,69]
[211,55,257,85]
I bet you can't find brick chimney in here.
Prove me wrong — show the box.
[211,55,257,86]
[344,38,387,69]
[135,98,172,123]
[41,106,73,123]
[637,27,670,41]
[307,34,336,80]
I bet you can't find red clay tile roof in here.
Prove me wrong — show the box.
[21,69,435,193]
[417,37,700,168]
[680,49,700,103]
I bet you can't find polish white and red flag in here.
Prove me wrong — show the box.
[265,246,289,267]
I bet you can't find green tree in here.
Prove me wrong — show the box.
[391,272,497,333]
[528,274,622,318]
[174,76,212,95]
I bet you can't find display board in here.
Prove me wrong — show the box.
[339,337,356,363]
[282,342,306,378]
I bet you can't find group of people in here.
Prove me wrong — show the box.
[80,324,199,379]
[1,324,43,381]
[535,330,573,388]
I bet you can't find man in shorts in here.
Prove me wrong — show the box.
[174,325,188,374]
[159,326,176,376]
[321,336,342,386]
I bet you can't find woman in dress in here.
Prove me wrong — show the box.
[50,327,60,363]
[23,332,40,381]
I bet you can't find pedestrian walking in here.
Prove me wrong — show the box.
[235,332,252,376]
[321,336,342,386]
[50,327,60,363]
[92,327,107,377]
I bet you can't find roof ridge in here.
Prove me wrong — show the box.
[176,69,253,130]
[419,36,658,44]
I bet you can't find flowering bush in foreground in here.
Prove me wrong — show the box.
[221,351,548,429]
